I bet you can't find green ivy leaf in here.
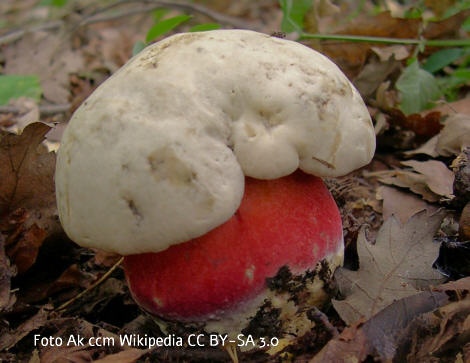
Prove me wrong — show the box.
[0,75,42,105]
[189,23,221,32]
[279,0,313,33]
[146,15,192,43]
[422,48,464,73]
[396,60,441,115]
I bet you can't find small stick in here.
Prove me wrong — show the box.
[56,256,124,311]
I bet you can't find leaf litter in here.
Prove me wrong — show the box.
[333,210,446,325]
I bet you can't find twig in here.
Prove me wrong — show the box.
[299,32,470,47]
[0,20,63,45]
[0,103,71,115]
[56,256,124,311]
[81,0,259,30]
[0,0,258,45]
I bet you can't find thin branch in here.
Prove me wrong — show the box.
[0,20,63,45]
[56,257,124,311]
[81,0,259,30]
[299,32,470,47]
[0,103,71,115]
[0,0,259,45]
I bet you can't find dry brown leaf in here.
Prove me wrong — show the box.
[7,223,47,274]
[3,31,84,104]
[313,290,449,362]
[395,297,470,361]
[0,122,59,232]
[370,169,440,202]
[403,134,440,157]
[402,160,454,197]
[0,305,51,351]
[333,210,446,325]
[377,186,437,223]
[437,113,470,157]
[313,277,470,362]
[0,234,16,311]
[369,159,454,202]
[353,56,399,97]
[433,96,470,116]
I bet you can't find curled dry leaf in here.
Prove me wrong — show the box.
[437,114,470,157]
[401,160,454,197]
[405,113,470,158]
[367,159,454,202]
[333,210,446,325]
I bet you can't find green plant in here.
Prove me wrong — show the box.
[132,8,221,56]
[0,75,42,105]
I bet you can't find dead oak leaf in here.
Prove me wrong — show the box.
[333,210,446,325]
[0,122,58,230]
[366,159,454,202]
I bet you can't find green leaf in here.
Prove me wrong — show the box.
[39,0,67,6]
[463,16,470,32]
[0,75,42,105]
[189,23,221,32]
[152,8,170,22]
[132,41,147,56]
[396,60,441,115]
[422,48,464,73]
[146,15,192,43]
[279,0,313,33]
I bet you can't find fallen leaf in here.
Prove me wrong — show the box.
[402,160,454,197]
[333,210,446,325]
[313,279,467,362]
[367,159,454,202]
[353,56,399,97]
[0,122,59,233]
[395,298,470,361]
[403,135,440,157]
[436,113,470,157]
[6,223,47,274]
[433,96,470,116]
[0,234,16,311]
[0,304,51,351]
[377,186,437,223]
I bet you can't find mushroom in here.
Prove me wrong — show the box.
[55,30,375,343]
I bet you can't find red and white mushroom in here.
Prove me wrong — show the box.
[55,30,375,341]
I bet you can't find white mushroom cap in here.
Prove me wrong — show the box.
[55,30,375,255]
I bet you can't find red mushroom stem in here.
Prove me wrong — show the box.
[124,171,343,326]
